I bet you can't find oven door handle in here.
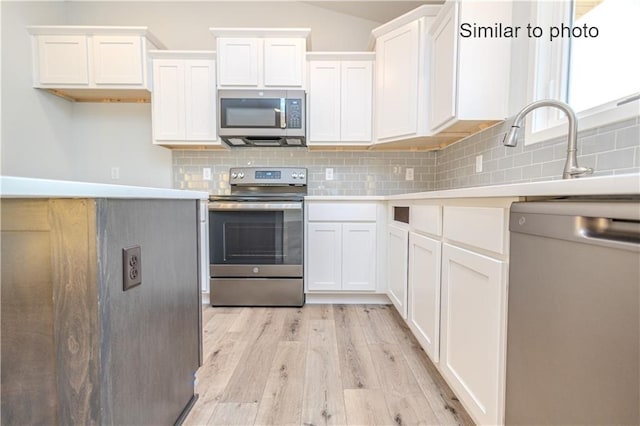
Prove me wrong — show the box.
[209,202,302,211]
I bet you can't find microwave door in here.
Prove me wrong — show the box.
[219,97,283,131]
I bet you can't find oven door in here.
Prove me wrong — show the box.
[208,202,303,277]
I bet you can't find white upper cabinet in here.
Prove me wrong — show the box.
[307,52,373,145]
[150,51,220,147]
[28,26,164,101]
[92,36,143,85]
[36,35,89,85]
[370,6,440,145]
[428,1,512,134]
[211,28,310,89]
[217,38,259,86]
[263,38,304,87]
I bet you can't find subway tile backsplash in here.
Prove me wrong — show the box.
[435,116,640,190]
[172,117,639,195]
[173,149,437,195]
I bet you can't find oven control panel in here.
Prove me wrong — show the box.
[229,167,307,186]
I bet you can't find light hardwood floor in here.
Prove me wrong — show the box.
[184,304,474,426]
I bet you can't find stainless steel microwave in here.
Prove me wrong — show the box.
[218,89,306,147]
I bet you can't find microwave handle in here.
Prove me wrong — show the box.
[280,98,286,129]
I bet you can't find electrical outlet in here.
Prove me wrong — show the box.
[111,167,120,180]
[203,168,212,181]
[123,246,142,291]
[475,155,483,173]
[405,168,414,181]
[325,168,334,181]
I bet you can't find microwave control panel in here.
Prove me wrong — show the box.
[286,99,303,129]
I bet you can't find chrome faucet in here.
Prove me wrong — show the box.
[503,99,593,179]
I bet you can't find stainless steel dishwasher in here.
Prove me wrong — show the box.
[505,200,640,425]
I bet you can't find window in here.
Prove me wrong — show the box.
[526,0,640,145]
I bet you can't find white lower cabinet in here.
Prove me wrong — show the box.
[387,199,514,425]
[440,243,507,426]
[307,222,376,292]
[408,231,441,362]
[387,224,409,318]
[307,223,343,291]
[342,223,377,290]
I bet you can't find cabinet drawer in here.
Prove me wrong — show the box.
[411,204,442,236]
[443,206,507,254]
[307,203,377,221]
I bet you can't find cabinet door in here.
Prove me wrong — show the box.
[408,232,441,363]
[376,21,419,140]
[37,35,89,85]
[441,243,507,426]
[429,2,458,131]
[307,223,342,291]
[263,38,304,87]
[341,61,373,142]
[342,223,376,291]
[152,60,185,141]
[185,60,216,141]
[218,38,259,87]
[387,224,409,318]
[308,61,341,142]
[92,36,143,85]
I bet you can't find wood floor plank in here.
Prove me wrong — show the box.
[221,309,287,403]
[301,319,347,426]
[334,305,381,389]
[368,343,423,396]
[303,304,334,320]
[202,313,240,361]
[188,304,473,426]
[185,334,249,425]
[344,389,395,426]
[254,342,306,425]
[383,307,475,426]
[383,393,442,426]
[207,402,258,425]
[282,307,309,342]
[227,308,256,335]
[356,305,399,344]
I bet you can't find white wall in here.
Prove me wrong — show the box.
[1,2,74,180]
[1,1,383,187]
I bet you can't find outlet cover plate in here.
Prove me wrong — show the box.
[325,168,334,181]
[123,246,142,291]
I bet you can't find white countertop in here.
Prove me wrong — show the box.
[306,174,640,202]
[1,176,209,200]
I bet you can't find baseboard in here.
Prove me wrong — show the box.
[304,293,391,304]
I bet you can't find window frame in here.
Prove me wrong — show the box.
[524,0,640,146]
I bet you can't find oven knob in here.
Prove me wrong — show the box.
[231,172,238,179]
[253,267,259,274]
[239,172,245,179]
[292,173,298,179]
[299,173,305,179]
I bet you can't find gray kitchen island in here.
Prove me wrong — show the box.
[1,176,208,425]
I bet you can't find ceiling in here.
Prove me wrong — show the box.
[52,0,442,25]
[302,1,443,23]
[302,0,443,23]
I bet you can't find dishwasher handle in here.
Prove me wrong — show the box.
[580,217,640,245]
[510,210,640,252]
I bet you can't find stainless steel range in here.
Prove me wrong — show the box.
[208,167,306,307]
